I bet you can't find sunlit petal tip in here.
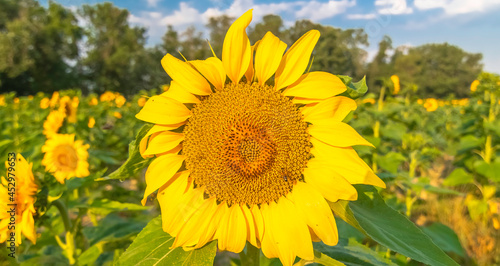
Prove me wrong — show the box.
[275,30,320,90]
[135,95,191,125]
[255,31,287,85]
[309,122,375,148]
[283,71,347,99]
[161,54,212,95]
[222,9,253,83]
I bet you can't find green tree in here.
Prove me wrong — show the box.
[78,2,147,94]
[392,43,483,97]
[0,0,82,94]
[179,26,211,60]
[206,15,234,58]
[367,35,393,91]
[248,14,285,43]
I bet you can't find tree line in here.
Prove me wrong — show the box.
[0,0,483,97]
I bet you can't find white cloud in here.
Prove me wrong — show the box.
[375,0,413,15]
[146,0,161,8]
[347,13,377,19]
[295,0,356,21]
[414,0,500,15]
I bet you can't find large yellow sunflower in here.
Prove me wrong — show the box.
[0,154,38,245]
[43,110,66,138]
[136,10,385,266]
[42,134,90,184]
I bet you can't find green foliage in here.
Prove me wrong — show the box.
[349,185,459,266]
[118,216,218,266]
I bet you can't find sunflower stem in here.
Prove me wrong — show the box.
[241,244,260,266]
[52,200,76,265]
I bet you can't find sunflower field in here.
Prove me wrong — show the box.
[1,4,500,266]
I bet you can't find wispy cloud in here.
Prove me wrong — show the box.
[295,0,356,21]
[375,0,413,15]
[146,0,161,8]
[347,13,377,20]
[414,0,500,15]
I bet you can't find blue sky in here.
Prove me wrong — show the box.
[47,0,500,73]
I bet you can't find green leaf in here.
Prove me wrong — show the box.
[328,200,365,234]
[312,250,346,266]
[76,199,149,216]
[421,223,466,257]
[377,152,406,174]
[312,239,396,266]
[457,135,482,153]
[381,123,407,141]
[118,216,217,266]
[104,123,153,180]
[349,185,459,266]
[443,168,474,186]
[338,75,368,99]
[474,161,500,182]
[78,243,103,266]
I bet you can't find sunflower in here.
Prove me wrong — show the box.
[88,117,96,128]
[100,91,116,102]
[390,75,400,95]
[423,98,438,112]
[0,95,5,106]
[42,134,90,184]
[470,79,479,92]
[0,154,38,245]
[115,95,126,107]
[40,97,50,109]
[49,91,59,108]
[89,97,98,106]
[138,97,147,107]
[136,10,384,266]
[43,110,66,138]
[58,96,79,123]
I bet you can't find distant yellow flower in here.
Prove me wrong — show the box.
[0,154,38,245]
[478,100,483,105]
[138,97,147,107]
[14,97,19,104]
[115,95,126,107]
[417,99,423,105]
[113,111,122,119]
[28,95,33,100]
[423,98,438,112]
[42,134,90,184]
[88,117,96,128]
[100,91,116,102]
[471,80,480,92]
[363,98,376,104]
[40,97,50,109]
[43,110,66,138]
[162,85,169,91]
[0,95,6,106]
[89,97,98,106]
[58,96,79,123]
[390,75,400,95]
[136,9,385,266]
[49,91,59,108]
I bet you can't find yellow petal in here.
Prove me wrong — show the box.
[218,204,247,253]
[165,188,205,237]
[142,131,184,156]
[172,196,218,248]
[190,57,226,90]
[244,40,260,82]
[136,96,191,125]
[269,198,313,265]
[161,54,211,95]
[274,30,320,90]
[251,204,264,242]
[260,203,280,259]
[142,154,185,205]
[161,80,200,103]
[194,202,228,249]
[288,182,338,246]
[241,204,258,248]
[284,72,346,98]
[292,97,325,104]
[222,9,253,83]
[157,171,191,233]
[308,121,374,148]
[140,123,185,158]
[311,138,385,188]
[302,96,357,123]
[304,158,358,202]
[254,32,287,85]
